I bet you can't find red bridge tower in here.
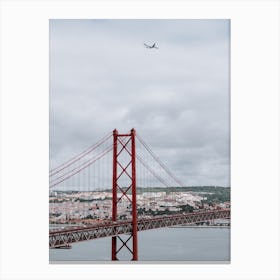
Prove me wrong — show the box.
[111,128,138,261]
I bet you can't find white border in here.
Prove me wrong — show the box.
[0,1,279,279]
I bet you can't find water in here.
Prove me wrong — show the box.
[49,227,230,262]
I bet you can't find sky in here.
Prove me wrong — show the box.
[49,19,230,187]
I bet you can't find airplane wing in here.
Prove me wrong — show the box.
[144,43,159,49]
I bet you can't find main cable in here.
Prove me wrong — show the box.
[50,132,112,177]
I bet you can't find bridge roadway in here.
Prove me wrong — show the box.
[49,209,230,248]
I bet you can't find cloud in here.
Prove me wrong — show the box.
[49,19,230,187]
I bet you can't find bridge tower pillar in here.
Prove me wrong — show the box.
[111,128,138,261]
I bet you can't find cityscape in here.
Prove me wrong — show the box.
[49,188,230,225]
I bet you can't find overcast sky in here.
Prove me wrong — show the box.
[49,19,230,187]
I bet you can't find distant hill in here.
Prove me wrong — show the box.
[53,186,230,203]
[135,186,230,203]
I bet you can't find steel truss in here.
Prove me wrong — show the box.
[49,209,230,249]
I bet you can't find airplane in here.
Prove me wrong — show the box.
[144,43,159,49]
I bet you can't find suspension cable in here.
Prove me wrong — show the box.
[136,134,184,187]
[50,146,113,188]
[49,132,112,176]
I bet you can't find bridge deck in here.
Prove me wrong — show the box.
[49,210,230,248]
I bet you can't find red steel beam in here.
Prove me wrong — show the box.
[111,129,118,260]
[131,128,138,260]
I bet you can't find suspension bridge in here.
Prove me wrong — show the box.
[49,129,230,261]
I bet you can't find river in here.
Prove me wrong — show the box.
[49,227,230,262]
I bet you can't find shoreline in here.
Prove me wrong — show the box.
[170,225,230,229]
